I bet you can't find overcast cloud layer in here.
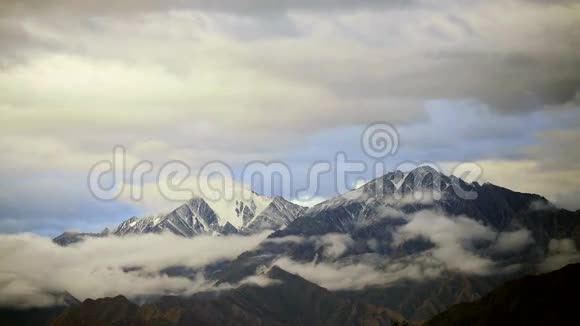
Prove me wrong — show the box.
[0,0,579,233]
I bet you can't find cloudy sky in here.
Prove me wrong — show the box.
[0,0,579,235]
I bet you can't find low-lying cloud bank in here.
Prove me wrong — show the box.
[266,210,540,290]
[0,232,272,308]
[2,209,577,308]
[274,255,445,291]
[394,211,534,274]
[240,210,575,294]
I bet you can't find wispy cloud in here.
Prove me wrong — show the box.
[394,210,534,274]
[261,210,536,291]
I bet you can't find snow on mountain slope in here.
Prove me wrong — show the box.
[110,189,304,238]
[305,166,464,216]
[245,197,307,231]
[205,190,273,229]
[304,170,404,216]
[114,198,218,237]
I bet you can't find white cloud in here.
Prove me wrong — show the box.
[273,255,444,291]
[494,229,534,253]
[263,233,355,260]
[394,211,532,275]
[263,211,535,291]
[290,196,328,208]
[0,232,271,308]
[314,233,354,259]
[538,238,580,273]
[267,210,535,289]
[373,206,405,219]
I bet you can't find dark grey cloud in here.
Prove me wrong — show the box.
[266,50,580,113]
[0,19,66,66]
[0,0,412,17]
[2,0,573,18]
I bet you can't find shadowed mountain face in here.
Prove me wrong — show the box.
[0,307,66,326]
[0,292,79,326]
[338,273,504,322]
[426,263,580,326]
[50,266,401,326]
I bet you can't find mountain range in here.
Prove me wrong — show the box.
[54,193,305,245]
[48,166,580,323]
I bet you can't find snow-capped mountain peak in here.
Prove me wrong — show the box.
[204,192,273,229]
[305,166,470,215]
[111,190,304,238]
